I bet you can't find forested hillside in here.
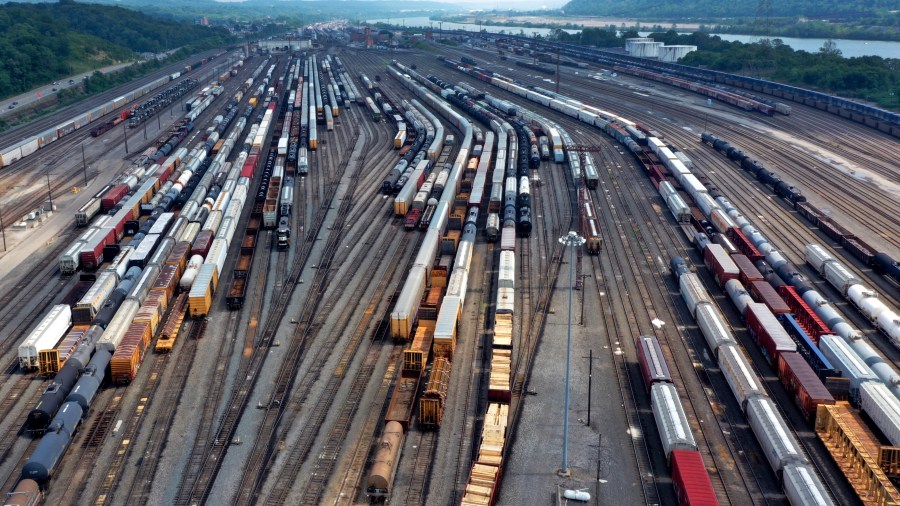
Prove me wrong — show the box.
[0,0,231,97]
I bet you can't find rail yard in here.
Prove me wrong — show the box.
[0,25,899,506]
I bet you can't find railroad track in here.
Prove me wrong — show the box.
[117,322,204,504]
[235,128,367,504]
[0,374,40,467]
[174,125,360,505]
[592,139,764,504]
[289,230,418,504]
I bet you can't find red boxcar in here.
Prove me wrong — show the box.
[776,286,831,343]
[191,229,214,258]
[241,154,258,179]
[746,302,797,366]
[777,352,835,425]
[732,254,764,285]
[726,227,763,262]
[100,184,129,212]
[704,243,739,286]
[154,159,173,183]
[671,450,719,506]
[635,335,672,393]
[749,280,791,315]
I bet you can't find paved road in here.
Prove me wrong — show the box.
[0,60,149,117]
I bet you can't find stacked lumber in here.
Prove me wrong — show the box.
[493,314,513,348]
[460,464,500,505]
[488,349,511,402]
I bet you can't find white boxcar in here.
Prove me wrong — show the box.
[782,463,835,506]
[746,396,805,473]
[390,265,426,340]
[819,334,878,405]
[18,304,71,369]
[96,299,140,352]
[496,251,515,314]
[804,244,833,273]
[718,343,766,409]
[694,193,719,217]
[696,303,736,354]
[859,381,900,446]
[433,295,461,350]
[823,261,861,295]
[204,238,229,277]
[679,273,711,317]
[650,382,696,458]
[445,269,469,304]
[666,194,691,223]
[59,241,86,274]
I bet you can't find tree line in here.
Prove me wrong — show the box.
[0,0,232,99]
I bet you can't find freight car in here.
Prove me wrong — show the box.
[366,421,404,501]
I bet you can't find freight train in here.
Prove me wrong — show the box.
[0,52,234,170]
[700,132,900,287]
[449,60,851,502]
[486,32,900,137]
[11,56,272,496]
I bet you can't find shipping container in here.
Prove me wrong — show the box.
[748,280,790,314]
[732,254,764,285]
[777,352,835,424]
[670,450,719,506]
[188,264,218,317]
[704,244,739,286]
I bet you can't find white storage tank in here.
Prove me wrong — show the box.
[631,41,663,58]
[625,37,654,54]
[659,45,698,63]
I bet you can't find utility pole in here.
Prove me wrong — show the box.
[0,205,6,252]
[558,230,585,477]
[81,143,88,186]
[123,123,129,153]
[46,173,53,210]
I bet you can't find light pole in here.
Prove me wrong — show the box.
[559,230,585,477]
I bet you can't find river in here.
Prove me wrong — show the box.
[367,17,900,59]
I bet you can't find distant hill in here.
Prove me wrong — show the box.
[0,0,231,98]
[560,0,889,20]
